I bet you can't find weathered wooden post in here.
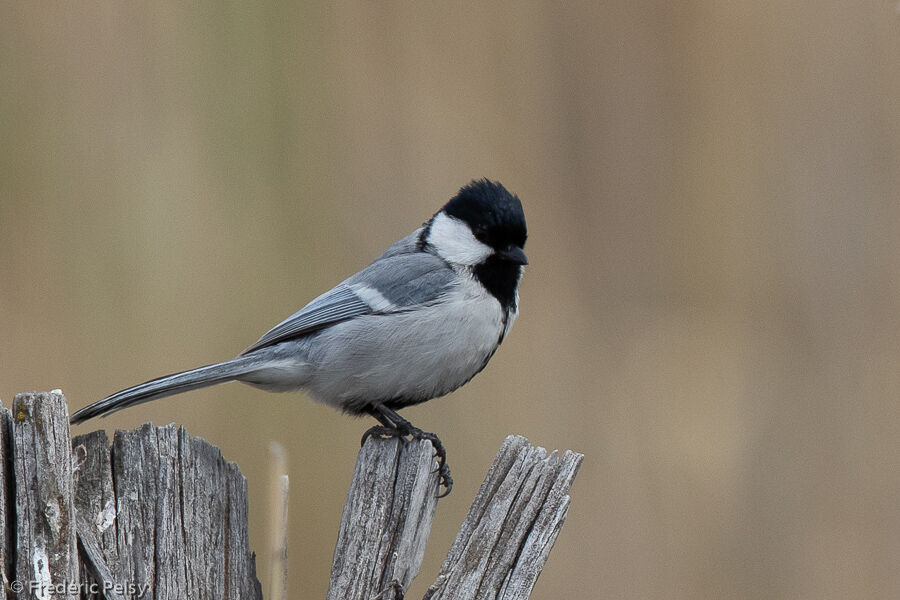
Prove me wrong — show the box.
[327,434,583,600]
[0,391,262,600]
[423,436,582,599]
[2,390,582,599]
[326,438,440,600]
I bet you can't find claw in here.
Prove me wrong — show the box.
[437,463,453,497]
[399,428,452,495]
[360,421,453,497]
[364,403,453,497]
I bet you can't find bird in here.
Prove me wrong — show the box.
[70,179,527,496]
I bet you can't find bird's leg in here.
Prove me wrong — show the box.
[361,402,453,497]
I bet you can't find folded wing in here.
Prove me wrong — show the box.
[243,251,457,354]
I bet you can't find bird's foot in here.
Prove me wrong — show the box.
[361,423,453,497]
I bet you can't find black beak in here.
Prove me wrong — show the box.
[499,245,528,265]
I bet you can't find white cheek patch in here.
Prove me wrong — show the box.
[427,212,493,266]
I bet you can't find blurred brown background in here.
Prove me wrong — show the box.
[2,3,900,599]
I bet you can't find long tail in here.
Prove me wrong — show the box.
[70,356,261,424]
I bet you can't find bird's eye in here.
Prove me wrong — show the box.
[471,228,489,243]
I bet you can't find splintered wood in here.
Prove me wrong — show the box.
[0,391,261,600]
[1,391,582,600]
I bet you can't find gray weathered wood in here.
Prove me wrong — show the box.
[223,448,263,600]
[6,388,582,600]
[76,515,127,600]
[327,436,441,600]
[424,435,584,600]
[13,391,79,600]
[3,390,261,600]
[102,423,263,600]
[0,401,14,600]
[327,433,583,600]
[72,430,118,600]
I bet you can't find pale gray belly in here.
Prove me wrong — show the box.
[306,296,503,412]
[237,286,510,413]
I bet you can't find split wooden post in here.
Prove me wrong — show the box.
[2,390,582,600]
[0,391,262,600]
[327,435,583,600]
